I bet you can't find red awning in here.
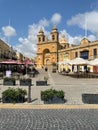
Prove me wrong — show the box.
[1,60,17,64]
[23,60,34,67]
[1,60,24,65]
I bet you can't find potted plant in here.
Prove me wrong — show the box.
[41,88,65,104]
[82,93,98,104]
[3,77,16,86]
[36,76,48,86]
[20,78,32,86]
[2,87,27,103]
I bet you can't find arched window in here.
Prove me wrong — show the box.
[52,35,55,41]
[75,52,78,58]
[43,37,45,42]
[93,48,97,59]
[39,37,41,42]
[43,49,50,54]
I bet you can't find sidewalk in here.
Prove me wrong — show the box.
[0,103,98,109]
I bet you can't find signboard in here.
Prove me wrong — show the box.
[6,70,11,77]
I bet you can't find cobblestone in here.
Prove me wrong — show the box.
[0,109,98,130]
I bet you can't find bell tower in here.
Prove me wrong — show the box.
[37,28,45,43]
[50,25,59,42]
[37,28,45,68]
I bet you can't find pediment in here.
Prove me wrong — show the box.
[80,38,90,45]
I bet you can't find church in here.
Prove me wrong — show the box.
[36,26,98,70]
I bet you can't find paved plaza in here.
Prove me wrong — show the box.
[0,68,98,104]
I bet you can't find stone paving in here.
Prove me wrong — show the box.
[49,70,98,105]
[0,109,98,130]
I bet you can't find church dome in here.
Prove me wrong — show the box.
[59,34,67,43]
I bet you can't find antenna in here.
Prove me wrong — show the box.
[9,19,10,26]
[84,16,87,38]
[8,19,10,44]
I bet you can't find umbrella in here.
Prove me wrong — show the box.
[69,58,89,65]
[58,59,71,65]
[17,61,24,65]
[1,60,24,65]
[1,60,17,64]
[58,61,64,65]
[63,59,71,65]
[89,58,98,66]
[23,60,34,75]
[23,60,34,67]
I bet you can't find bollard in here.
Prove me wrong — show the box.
[28,85,31,103]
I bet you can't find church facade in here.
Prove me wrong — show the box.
[36,26,98,69]
[36,26,59,68]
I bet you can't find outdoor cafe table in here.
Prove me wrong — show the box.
[67,72,98,78]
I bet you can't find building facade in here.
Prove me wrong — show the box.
[37,26,59,68]
[0,39,17,61]
[36,26,98,69]
[58,38,98,62]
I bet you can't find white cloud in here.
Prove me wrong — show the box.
[2,25,16,37]
[87,35,96,41]
[67,11,98,39]
[16,11,98,58]
[15,13,62,58]
[16,11,97,58]
[38,18,49,27]
[1,11,97,58]
[17,37,37,56]
[59,30,83,44]
[51,13,62,25]
[15,18,50,58]
[59,29,96,45]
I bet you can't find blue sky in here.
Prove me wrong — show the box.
[0,0,98,57]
